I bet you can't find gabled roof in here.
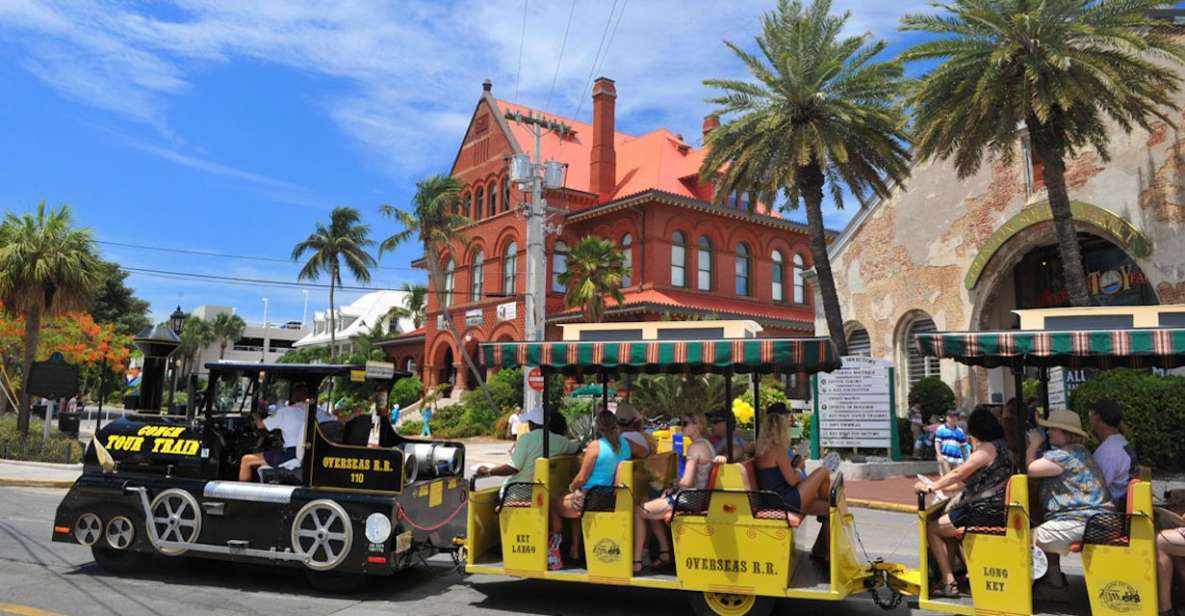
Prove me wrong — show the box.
[547,287,815,331]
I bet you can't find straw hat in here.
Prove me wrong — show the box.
[1037,409,1088,438]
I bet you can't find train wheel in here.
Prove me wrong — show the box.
[149,489,202,555]
[74,513,102,546]
[690,591,775,616]
[292,500,353,571]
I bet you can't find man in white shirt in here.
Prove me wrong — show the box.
[238,382,311,481]
[1089,399,1136,508]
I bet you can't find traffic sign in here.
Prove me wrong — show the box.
[527,367,545,392]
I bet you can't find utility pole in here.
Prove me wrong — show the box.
[505,109,569,413]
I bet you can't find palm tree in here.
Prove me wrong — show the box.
[0,202,103,435]
[378,175,497,411]
[209,313,246,360]
[901,0,1185,306]
[178,316,215,376]
[558,236,630,323]
[387,282,428,329]
[699,0,911,355]
[292,207,376,360]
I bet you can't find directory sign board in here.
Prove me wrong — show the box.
[812,356,897,457]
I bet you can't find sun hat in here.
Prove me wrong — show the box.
[1037,409,1088,438]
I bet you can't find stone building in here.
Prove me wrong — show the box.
[818,16,1185,412]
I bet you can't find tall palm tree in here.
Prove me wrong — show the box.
[901,0,1185,306]
[178,316,215,376]
[387,282,428,329]
[699,0,911,355]
[292,207,376,360]
[0,202,103,435]
[210,312,246,360]
[378,175,497,412]
[558,236,630,323]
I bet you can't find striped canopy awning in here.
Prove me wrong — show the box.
[480,337,842,375]
[915,328,1185,369]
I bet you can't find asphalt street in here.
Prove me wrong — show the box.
[0,486,925,616]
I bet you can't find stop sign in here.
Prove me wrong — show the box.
[527,367,545,392]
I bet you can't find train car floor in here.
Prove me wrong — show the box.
[912,574,1091,616]
[787,550,831,593]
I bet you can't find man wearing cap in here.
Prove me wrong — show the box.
[616,402,655,457]
[475,405,578,488]
[1026,409,1109,602]
[707,408,753,462]
[1089,399,1137,509]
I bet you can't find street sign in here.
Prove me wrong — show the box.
[365,361,395,380]
[812,356,897,458]
[527,367,545,392]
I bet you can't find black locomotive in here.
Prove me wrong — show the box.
[50,361,468,590]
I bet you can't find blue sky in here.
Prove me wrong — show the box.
[0,0,948,325]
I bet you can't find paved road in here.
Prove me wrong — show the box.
[0,487,922,616]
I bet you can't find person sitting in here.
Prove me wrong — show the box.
[548,411,634,570]
[754,403,831,559]
[475,406,578,493]
[935,411,968,475]
[632,412,715,573]
[1089,399,1137,509]
[707,408,753,462]
[913,407,1016,599]
[616,402,655,457]
[1027,409,1110,602]
[238,382,310,481]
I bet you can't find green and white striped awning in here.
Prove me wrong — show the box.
[915,328,1185,369]
[480,337,842,375]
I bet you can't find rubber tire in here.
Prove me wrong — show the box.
[304,570,372,594]
[689,592,775,616]
[91,546,150,574]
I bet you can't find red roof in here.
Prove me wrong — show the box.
[376,326,426,347]
[552,287,813,329]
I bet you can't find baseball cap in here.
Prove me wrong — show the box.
[521,405,544,426]
[615,402,641,423]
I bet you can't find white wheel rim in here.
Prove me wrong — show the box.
[149,489,202,555]
[291,500,352,571]
[105,516,134,550]
[75,513,102,546]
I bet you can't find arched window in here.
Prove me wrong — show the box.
[502,241,518,295]
[474,187,484,220]
[501,177,511,213]
[461,192,471,219]
[771,250,785,301]
[443,258,455,309]
[906,316,938,387]
[848,325,871,357]
[620,234,633,287]
[697,236,713,291]
[671,231,687,287]
[793,253,806,303]
[735,243,751,296]
[739,191,751,212]
[470,250,484,301]
[551,240,568,293]
[487,181,497,218]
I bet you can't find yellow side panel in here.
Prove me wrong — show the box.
[715,463,749,490]
[1082,481,1157,616]
[964,475,1033,615]
[672,490,792,597]
[582,461,636,582]
[466,485,501,565]
[830,479,871,597]
[498,485,548,574]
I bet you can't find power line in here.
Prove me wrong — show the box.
[572,0,620,120]
[95,240,419,272]
[543,0,578,112]
[514,0,529,102]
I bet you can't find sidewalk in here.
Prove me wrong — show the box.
[0,460,81,488]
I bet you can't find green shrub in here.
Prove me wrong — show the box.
[559,397,593,422]
[897,417,914,456]
[390,376,423,408]
[908,377,956,420]
[397,420,422,436]
[493,408,518,440]
[739,376,789,411]
[1070,368,1185,471]
[0,415,83,463]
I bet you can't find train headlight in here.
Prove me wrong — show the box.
[365,513,392,544]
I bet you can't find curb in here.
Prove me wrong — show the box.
[0,459,84,470]
[846,498,917,514]
[0,478,75,488]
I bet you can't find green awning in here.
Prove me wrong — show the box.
[569,383,608,397]
[915,328,1185,369]
[480,337,842,375]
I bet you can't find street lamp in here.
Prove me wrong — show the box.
[167,305,185,413]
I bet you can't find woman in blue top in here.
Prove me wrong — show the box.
[548,410,644,570]
[753,403,832,560]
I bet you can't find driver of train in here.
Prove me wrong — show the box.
[238,382,310,481]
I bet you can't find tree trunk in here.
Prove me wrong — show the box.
[425,242,499,414]
[1032,134,1092,307]
[18,307,42,436]
[219,341,227,360]
[329,265,338,362]
[800,163,849,356]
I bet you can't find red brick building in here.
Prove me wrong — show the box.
[380,78,825,392]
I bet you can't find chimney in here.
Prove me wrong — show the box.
[590,77,617,199]
[482,79,492,92]
[702,114,720,141]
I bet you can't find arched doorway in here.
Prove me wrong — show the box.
[437,346,455,391]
